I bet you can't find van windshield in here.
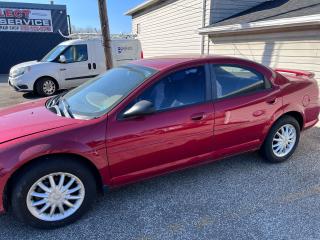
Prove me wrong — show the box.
[41,45,68,62]
[55,65,157,119]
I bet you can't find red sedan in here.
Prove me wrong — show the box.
[0,56,319,228]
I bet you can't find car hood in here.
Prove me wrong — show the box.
[11,60,41,70]
[0,100,79,144]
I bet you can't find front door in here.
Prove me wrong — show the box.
[211,64,281,157]
[59,44,94,88]
[107,65,215,185]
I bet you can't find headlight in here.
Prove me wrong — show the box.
[10,66,30,78]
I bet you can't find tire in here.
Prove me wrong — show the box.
[261,116,300,163]
[35,78,57,97]
[11,157,97,229]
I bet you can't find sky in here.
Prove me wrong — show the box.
[0,0,145,33]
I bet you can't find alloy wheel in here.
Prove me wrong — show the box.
[26,172,85,222]
[42,80,56,95]
[272,124,297,158]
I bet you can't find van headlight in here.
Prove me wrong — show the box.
[10,67,30,78]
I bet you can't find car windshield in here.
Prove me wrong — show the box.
[41,45,68,62]
[61,65,157,119]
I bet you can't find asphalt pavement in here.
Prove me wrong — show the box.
[0,80,319,239]
[0,75,41,108]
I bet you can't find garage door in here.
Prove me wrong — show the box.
[209,29,320,83]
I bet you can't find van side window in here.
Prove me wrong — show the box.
[212,65,265,99]
[63,45,88,63]
[134,66,206,111]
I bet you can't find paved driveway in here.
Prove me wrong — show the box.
[0,79,319,239]
[0,75,41,108]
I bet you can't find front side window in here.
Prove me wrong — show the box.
[212,65,265,99]
[133,66,206,111]
[63,44,88,63]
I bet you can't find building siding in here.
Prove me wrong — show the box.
[208,30,320,81]
[132,0,205,58]
[130,0,270,57]
[129,0,319,84]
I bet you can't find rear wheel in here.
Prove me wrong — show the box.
[11,158,97,229]
[35,78,57,96]
[261,116,300,163]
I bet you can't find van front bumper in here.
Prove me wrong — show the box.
[8,76,33,92]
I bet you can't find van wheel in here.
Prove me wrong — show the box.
[11,158,97,229]
[261,116,300,163]
[35,78,57,96]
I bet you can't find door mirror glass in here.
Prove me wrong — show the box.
[123,100,155,118]
[59,55,66,63]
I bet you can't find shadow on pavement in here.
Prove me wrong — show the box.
[22,90,67,100]
[22,92,42,100]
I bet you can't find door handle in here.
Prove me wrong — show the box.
[191,113,205,121]
[93,63,96,69]
[88,63,92,70]
[266,97,277,105]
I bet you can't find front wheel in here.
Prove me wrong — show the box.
[261,116,300,163]
[11,158,97,229]
[35,78,57,97]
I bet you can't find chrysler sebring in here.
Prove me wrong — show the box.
[0,56,319,228]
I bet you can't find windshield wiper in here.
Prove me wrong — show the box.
[60,98,74,119]
[46,92,73,118]
[46,92,65,108]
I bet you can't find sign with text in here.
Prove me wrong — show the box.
[0,8,53,32]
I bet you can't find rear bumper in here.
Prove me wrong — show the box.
[304,105,320,130]
[304,118,319,130]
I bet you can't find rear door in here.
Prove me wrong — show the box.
[211,63,281,157]
[111,40,141,67]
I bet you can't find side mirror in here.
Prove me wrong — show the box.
[59,55,66,63]
[123,100,155,119]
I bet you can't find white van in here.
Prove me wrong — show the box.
[8,37,143,96]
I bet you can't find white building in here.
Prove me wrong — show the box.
[126,0,320,80]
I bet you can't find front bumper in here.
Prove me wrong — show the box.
[8,76,33,92]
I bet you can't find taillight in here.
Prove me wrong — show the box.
[140,51,144,59]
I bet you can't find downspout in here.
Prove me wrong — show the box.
[201,0,207,54]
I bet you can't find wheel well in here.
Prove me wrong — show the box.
[282,111,304,130]
[33,76,59,91]
[3,153,104,211]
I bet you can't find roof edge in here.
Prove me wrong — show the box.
[125,0,162,16]
[199,14,320,35]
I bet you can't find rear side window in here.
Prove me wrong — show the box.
[134,66,206,111]
[212,65,265,99]
[63,44,88,63]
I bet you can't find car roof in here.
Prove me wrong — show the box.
[59,38,101,45]
[131,55,262,71]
